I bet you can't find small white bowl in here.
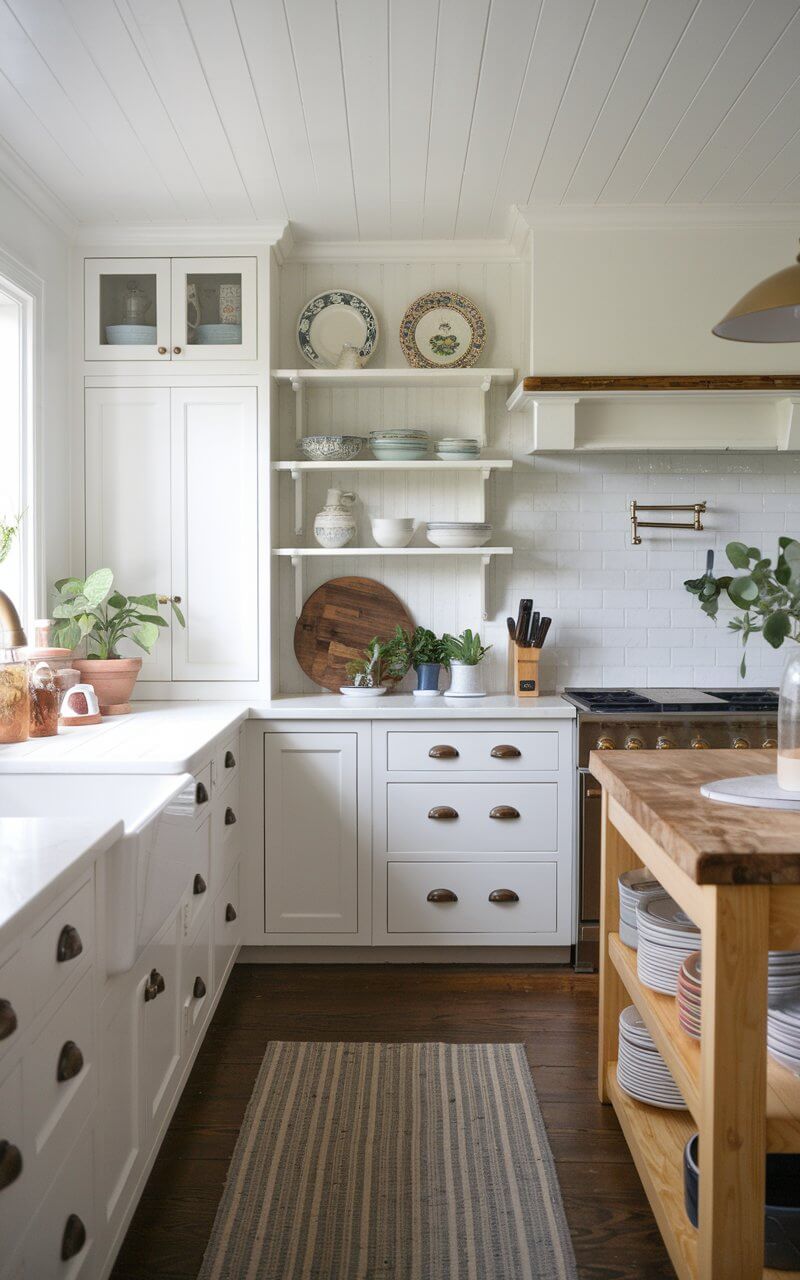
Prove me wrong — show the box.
[426,525,492,548]
[371,517,415,547]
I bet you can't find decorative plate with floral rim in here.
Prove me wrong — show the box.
[399,291,486,368]
[296,290,379,368]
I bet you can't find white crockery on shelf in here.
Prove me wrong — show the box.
[371,517,415,548]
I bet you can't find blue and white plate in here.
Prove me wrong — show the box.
[297,291,379,368]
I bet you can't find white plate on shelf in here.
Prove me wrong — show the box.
[297,290,378,368]
[339,686,387,698]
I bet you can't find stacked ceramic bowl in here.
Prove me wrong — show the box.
[369,429,429,460]
[678,949,800,1044]
[426,522,492,548]
[636,894,701,995]
[618,868,662,949]
[617,1006,686,1109]
[677,952,702,1039]
[300,434,363,461]
[436,437,482,460]
[767,951,800,1004]
[768,996,800,1073]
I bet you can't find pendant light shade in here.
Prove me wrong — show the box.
[713,242,800,342]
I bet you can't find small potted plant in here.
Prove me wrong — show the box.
[51,568,185,714]
[342,636,406,697]
[391,625,450,695]
[442,628,492,698]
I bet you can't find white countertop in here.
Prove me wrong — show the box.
[249,694,576,719]
[0,817,123,946]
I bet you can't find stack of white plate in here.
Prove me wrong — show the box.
[426,521,491,548]
[617,1005,686,1109]
[636,894,701,995]
[768,952,800,1003]
[618,868,662,949]
[436,437,481,460]
[768,995,800,1073]
[370,429,429,461]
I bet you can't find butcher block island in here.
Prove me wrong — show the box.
[593,748,800,1280]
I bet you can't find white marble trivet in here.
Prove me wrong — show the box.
[701,774,800,811]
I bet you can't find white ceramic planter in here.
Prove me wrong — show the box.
[446,660,485,698]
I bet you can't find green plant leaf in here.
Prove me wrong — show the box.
[727,575,759,608]
[54,577,84,596]
[726,541,752,569]
[170,602,186,628]
[131,621,160,652]
[128,593,159,608]
[77,613,95,638]
[82,567,113,607]
[133,612,167,626]
[107,591,128,609]
[763,610,792,649]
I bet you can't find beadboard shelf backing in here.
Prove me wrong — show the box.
[507,375,800,452]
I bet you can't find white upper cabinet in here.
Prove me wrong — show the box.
[84,257,257,362]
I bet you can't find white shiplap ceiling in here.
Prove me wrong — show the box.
[2,0,800,238]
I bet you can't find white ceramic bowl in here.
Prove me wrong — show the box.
[371,517,415,547]
[426,524,492,548]
[300,434,363,461]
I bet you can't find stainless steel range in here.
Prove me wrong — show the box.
[562,687,779,971]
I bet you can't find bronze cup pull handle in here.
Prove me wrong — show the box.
[224,750,236,768]
[196,781,209,805]
[144,968,165,1002]
[225,903,237,923]
[193,873,207,895]
[61,1213,87,1261]
[488,888,520,904]
[489,805,520,820]
[490,744,521,759]
[224,807,237,826]
[56,1040,84,1083]
[426,888,458,904]
[0,1140,22,1191]
[428,805,458,820]
[193,976,206,999]
[56,924,83,964]
[0,999,17,1041]
[428,744,459,759]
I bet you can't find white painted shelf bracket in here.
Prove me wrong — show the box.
[480,554,491,622]
[478,467,491,523]
[480,375,492,447]
[290,468,304,534]
[291,555,304,618]
[777,398,800,451]
[291,376,305,444]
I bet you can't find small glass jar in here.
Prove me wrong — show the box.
[778,648,800,789]
[0,647,30,744]
[29,661,60,738]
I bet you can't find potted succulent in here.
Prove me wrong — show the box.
[51,568,185,714]
[442,628,492,698]
[343,635,406,696]
[391,625,450,694]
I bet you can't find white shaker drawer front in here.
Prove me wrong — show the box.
[25,968,95,1181]
[186,816,212,935]
[25,1124,95,1280]
[0,1063,26,1259]
[31,880,94,1016]
[214,780,241,884]
[215,733,240,793]
[387,862,558,934]
[214,862,242,992]
[386,731,559,772]
[386,783,558,853]
[0,948,29,1065]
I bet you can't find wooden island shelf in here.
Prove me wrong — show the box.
[594,749,800,1280]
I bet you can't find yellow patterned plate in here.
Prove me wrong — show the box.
[399,290,486,368]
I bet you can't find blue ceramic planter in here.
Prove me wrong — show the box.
[415,663,441,692]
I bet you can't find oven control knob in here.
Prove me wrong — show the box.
[690,734,710,749]
[624,734,645,750]
[595,734,616,751]
[656,734,676,750]
[762,737,778,749]
[731,735,750,750]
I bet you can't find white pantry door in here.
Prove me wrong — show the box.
[169,387,259,681]
[84,387,173,680]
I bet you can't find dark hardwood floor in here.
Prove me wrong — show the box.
[111,964,675,1280]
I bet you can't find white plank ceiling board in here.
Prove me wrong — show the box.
[1,0,800,234]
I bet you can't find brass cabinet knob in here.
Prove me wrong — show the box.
[489,805,520,820]
[762,737,778,749]
[56,924,83,964]
[224,750,236,769]
[193,976,206,1000]
[157,345,167,355]
[595,735,615,750]
[0,1140,22,1191]
[157,594,182,604]
[732,736,750,750]
[656,735,676,749]
[173,346,182,354]
[691,735,710,749]
[426,888,458,903]
[428,805,458,820]
[624,735,644,750]
[488,888,520,903]
[224,807,237,826]
[56,1040,84,1083]
[61,1213,87,1261]
[0,999,17,1041]
[585,786,602,799]
[193,873,207,895]
[490,744,521,759]
[225,902,237,923]
[196,781,209,805]
[428,744,459,759]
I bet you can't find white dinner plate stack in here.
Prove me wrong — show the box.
[636,894,701,995]
[768,995,800,1073]
[618,868,662,949]
[616,1005,686,1109]
[767,952,800,1004]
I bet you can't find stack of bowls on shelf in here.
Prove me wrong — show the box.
[678,950,800,1045]
[677,952,702,1040]
[436,437,482,460]
[426,522,492,548]
[618,868,662,949]
[768,995,800,1073]
[636,894,701,995]
[369,429,429,460]
[617,1006,686,1109]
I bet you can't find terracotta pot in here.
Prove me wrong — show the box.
[73,658,142,715]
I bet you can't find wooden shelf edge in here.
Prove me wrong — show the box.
[521,375,800,393]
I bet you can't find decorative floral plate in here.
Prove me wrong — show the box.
[296,290,379,368]
[399,291,486,368]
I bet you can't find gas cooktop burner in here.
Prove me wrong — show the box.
[563,687,779,714]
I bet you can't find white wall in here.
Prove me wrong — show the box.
[0,174,70,621]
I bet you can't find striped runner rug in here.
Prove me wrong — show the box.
[199,1041,577,1280]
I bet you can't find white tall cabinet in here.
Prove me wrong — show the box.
[85,385,259,683]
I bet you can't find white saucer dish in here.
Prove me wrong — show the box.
[426,522,491,548]
[339,686,387,698]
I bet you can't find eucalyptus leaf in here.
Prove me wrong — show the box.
[726,541,751,569]
[727,575,759,608]
[763,611,792,648]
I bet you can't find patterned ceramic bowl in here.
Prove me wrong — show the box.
[299,435,364,462]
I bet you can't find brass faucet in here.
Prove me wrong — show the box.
[0,589,27,647]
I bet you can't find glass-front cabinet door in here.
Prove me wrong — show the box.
[170,257,257,360]
[84,258,171,360]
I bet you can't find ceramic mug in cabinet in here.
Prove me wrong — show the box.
[219,284,241,326]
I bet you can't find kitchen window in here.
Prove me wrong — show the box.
[0,268,35,628]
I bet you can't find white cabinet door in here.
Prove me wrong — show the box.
[84,387,173,681]
[170,387,259,681]
[98,977,142,1247]
[264,733,359,934]
[170,257,257,360]
[84,257,171,361]
[141,911,182,1139]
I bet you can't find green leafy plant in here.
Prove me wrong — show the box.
[345,635,407,688]
[0,511,23,567]
[390,625,451,673]
[51,568,185,659]
[442,628,492,666]
[685,539,800,675]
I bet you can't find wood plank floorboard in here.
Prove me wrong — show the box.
[110,964,676,1280]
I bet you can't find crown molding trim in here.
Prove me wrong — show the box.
[73,221,289,247]
[284,236,523,263]
[517,203,800,230]
[0,139,77,240]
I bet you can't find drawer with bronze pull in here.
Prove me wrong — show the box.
[387,861,558,934]
[215,731,241,794]
[386,783,558,853]
[386,731,558,773]
[25,1123,94,1280]
[0,1062,26,1259]
[0,947,29,1066]
[213,778,241,882]
[182,913,212,1048]
[214,861,242,991]
[30,878,94,1016]
[24,967,94,1188]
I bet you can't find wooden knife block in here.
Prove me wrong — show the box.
[508,638,541,698]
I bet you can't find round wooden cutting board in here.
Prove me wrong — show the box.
[294,576,413,692]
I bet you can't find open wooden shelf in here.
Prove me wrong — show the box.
[272,459,513,472]
[610,932,800,1154]
[274,546,512,557]
[273,367,515,390]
